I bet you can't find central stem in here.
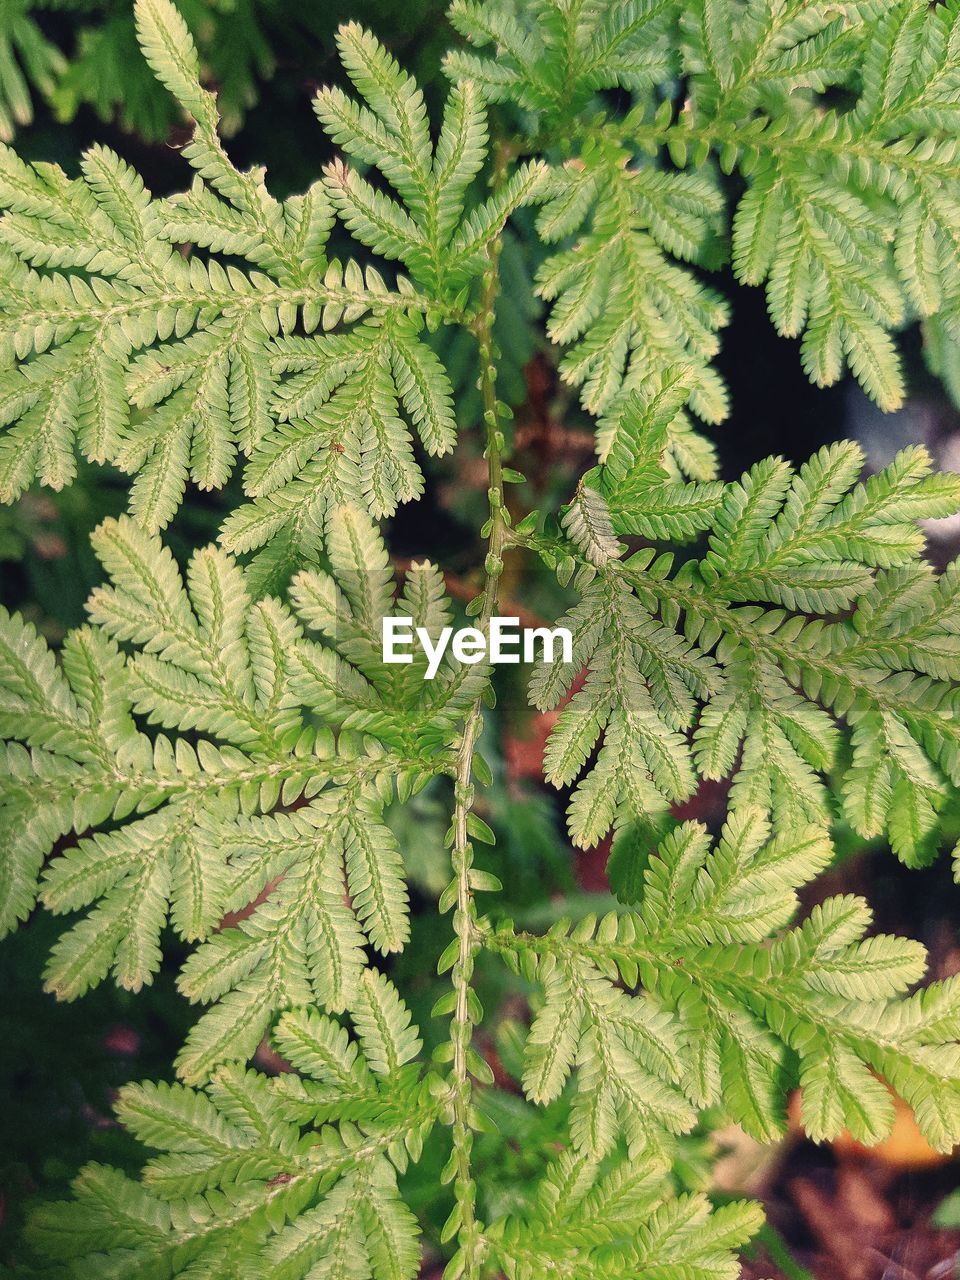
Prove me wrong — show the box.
[446,194,509,1280]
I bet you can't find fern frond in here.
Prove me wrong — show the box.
[535,148,728,425]
[28,1004,434,1279]
[493,1150,761,1280]
[492,807,960,1152]
[446,0,676,114]
[529,558,717,847]
[0,3,65,142]
[532,432,960,853]
[0,507,470,1082]
[446,0,960,414]
[0,2,544,551]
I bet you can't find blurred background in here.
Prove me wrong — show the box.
[2,4,960,1277]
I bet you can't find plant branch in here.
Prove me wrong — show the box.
[443,143,512,1280]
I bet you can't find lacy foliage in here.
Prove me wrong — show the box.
[3,2,960,1278]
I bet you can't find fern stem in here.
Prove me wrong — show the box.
[445,147,511,1280]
